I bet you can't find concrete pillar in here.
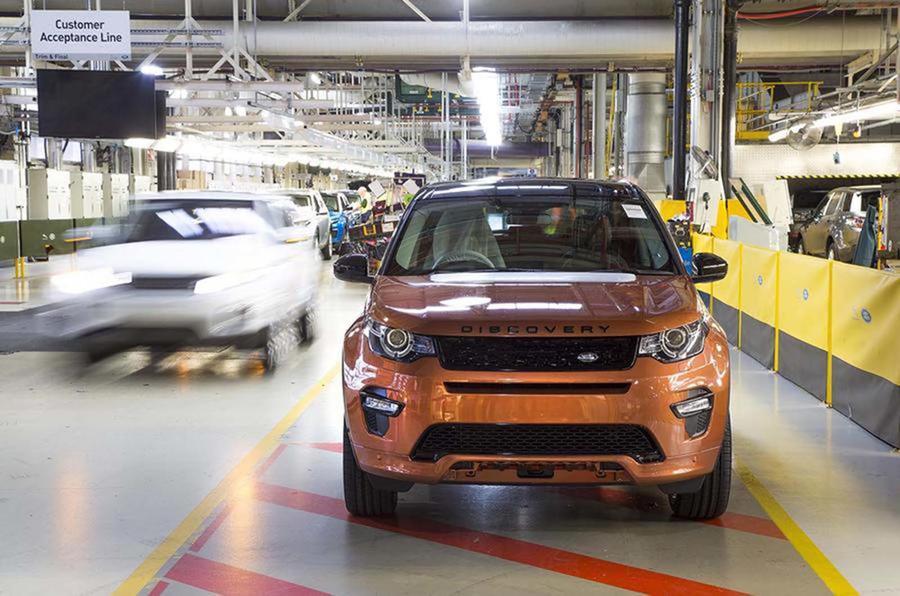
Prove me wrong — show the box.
[624,72,667,200]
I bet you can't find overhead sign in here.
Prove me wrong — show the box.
[30,10,131,61]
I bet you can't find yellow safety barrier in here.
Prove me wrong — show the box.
[777,252,831,401]
[696,232,900,447]
[709,238,742,345]
[830,262,900,387]
[740,245,778,368]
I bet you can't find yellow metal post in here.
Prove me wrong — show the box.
[773,251,781,372]
[737,244,743,348]
[13,256,25,279]
[825,259,834,407]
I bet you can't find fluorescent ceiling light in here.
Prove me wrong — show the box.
[139,64,164,77]
[814,100,899,129]
[768,100,899,142]
[124,137,154,149]
[472,69,503,147]
[308,72,322,85]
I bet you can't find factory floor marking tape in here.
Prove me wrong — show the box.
[736,462,857,595]
[112,362,341,596]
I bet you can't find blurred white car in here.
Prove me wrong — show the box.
[44,191,320,371]
[282,189,333,260]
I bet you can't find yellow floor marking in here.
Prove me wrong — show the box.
[113,362,341,596]
[737,462,858,595]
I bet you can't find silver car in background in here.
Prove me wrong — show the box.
[282,188,333,260]
[43,191,321,371]
[798,185,880,261]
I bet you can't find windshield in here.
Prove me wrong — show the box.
[385,195,676,275]
[321,192,340,212]
[126,200,272,242]
[289,193,314,209]
[848,190,880,213]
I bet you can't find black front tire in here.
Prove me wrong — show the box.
[320,237,333,260]
[669,418,732,520]
[343,424,397,516]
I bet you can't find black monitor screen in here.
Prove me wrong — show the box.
[37,69,159,139]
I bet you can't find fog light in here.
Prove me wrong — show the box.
[361,392,403,417]
[672,395,712,418]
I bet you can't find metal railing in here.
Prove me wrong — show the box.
[736,81,822,141]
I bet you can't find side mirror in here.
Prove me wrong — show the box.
[691,252,728,284]
[333,253,372,284]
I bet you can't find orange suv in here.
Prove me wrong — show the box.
[335,179,731,520]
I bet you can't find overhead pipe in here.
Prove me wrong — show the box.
[0,17,884,62]
[672,0,690,201]
[624,73,668,200]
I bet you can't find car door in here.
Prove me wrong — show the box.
[313,192,330,247]
[805,192,840,255]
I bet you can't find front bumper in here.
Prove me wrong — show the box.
[343,320,730,487]
[42,286,305,346]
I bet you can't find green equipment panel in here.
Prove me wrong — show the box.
[20,219,76,257]
[0,221,19,261]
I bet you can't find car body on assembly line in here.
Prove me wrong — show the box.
[798,185,881,261]
[320,190,355,251]
[43,191,320,371]
[335,178,731,520]
[283,188,334,260]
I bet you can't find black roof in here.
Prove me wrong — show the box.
[415,177,642,201]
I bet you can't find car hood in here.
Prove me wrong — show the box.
[76,235,282,278]
[369,271,702,337]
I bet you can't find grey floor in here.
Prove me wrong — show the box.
[0,267,898,595]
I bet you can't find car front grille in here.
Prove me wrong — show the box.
[435,336,638,371]
[412,423,662,462]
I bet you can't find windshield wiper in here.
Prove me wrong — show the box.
[421,266,537,275]
[600,268,675,276]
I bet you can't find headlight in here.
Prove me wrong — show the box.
[365,319,436,362]
[638,320,707,363]
[51,268,132,294]
[194,270,262,295]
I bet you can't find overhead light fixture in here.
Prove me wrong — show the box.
[813,99,899,129]
[124,137,154,149]
[139,64,164,77]
[308,72,323,85]
[767,124,802,143]
[768,100,899,143]
[472,69,503,147]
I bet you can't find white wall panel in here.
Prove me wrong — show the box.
[733,143,900,191]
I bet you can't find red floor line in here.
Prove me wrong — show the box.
[189,503,234,553]
[561,487,786,540]
[165,553,329,596]
[702,512,786,540]
[255,443,289,478]
[254,482,747,596]
[304,442,343,453]
[147,580,169,596]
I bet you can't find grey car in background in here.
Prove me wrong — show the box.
[798,185,880,261]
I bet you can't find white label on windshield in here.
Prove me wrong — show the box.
[621,204,647,219]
